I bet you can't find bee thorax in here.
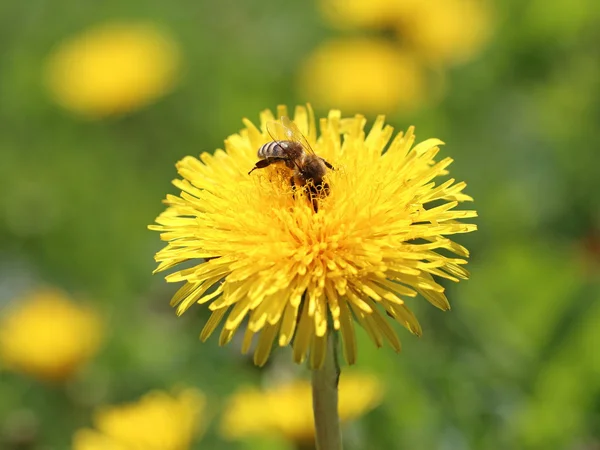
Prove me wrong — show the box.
[300,157,327,180]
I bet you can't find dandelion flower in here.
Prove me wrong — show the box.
[220,372,383,442]
[44,21,180,118]
[397,0,493,66]
[298,38,425,114]
[150,105,477,369]
[0,288,103,381]
[72,388,205,450]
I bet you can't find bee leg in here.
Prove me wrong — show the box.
[307,184,319,213]
[290,177,301,201]
[311,198,319,213]
[248,159,273,175]
[320,158,335,170]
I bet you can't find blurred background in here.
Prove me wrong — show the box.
[1,0,599,449]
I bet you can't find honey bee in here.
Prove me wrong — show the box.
[248,116,334,211]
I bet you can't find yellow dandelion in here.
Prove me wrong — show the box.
[220,372,383,442]
[0,288,103,381]
[298,38,425,114]
[397,0,493,66]
[149,105,477,369]
[44,21,180,118]
[72,388,205,450]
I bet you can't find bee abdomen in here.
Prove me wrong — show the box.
[258,141,289,159]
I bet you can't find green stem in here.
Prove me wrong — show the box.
[311,331,343,450]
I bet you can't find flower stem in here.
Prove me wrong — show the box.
[311,331,342,450]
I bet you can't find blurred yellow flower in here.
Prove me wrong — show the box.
[72,388,205,450]
[44,21,180,118]
[0,288,103,381]
[318,0,493,67]
[397,0,493,66]
[220,372,383,442]
[298,38,425,114]
[150,105,476,368]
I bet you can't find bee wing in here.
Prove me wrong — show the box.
[267,116,316,155]
[266,119,289,144]
[281,116,316,155]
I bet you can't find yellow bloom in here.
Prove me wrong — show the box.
[0,288,103,381]
[150,105,477,368]
[44,21,180,118]
[220,372,383,442]
[298,38,425,114]
[318,0,492,67]
[397,0,493,66]
[72,389,205,450]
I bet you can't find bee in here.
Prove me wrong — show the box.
[248,116,334,211]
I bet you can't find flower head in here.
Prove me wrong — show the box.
[298,37,425,114]
[396,0,493,66]
[150,105,477,368]
[44,21,180,118]
[220,372,383,442]
[0,288,103,381]
[318,0,493,67]
[72,388,205,450]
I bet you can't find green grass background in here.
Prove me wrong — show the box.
[1,0,599,449]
